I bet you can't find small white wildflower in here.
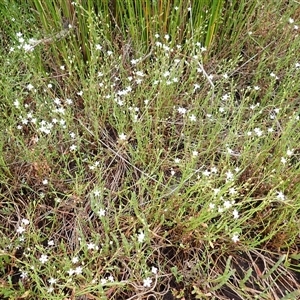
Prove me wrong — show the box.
[151,266,158,274]
[281,157,287,164]
[209,203,215,210]
[70,144,77,151]
[289,17,294,24]
[202,170,210,177]
[67,268,75,276]
[178,107,187,114]
[192,150,198,157]
[229,187,237,195]
[143,277,152,288]
[108,275,114,282]
[211,166,218,174]
[17,226,25,234]
[48,278,57,285]
[189,114,197,122]
[101,278,107,285]
[26,83,34,91]
[39,254,48,264]
[225,170,234,181]
[66,98,73,105]
[287,149,294,156]
[135,71,145,77]
[219,107,225,113]
[22,218,30,225]
[213,188,220,195]
[87,243,96,250]
[60,65,65,70]
[223,200,232,209]
[95,44,102,50]
[71,256,79,264]
[254,128,263,137]
[174,158,181,163]
[233,209,239,219]
[94,189,101,197]
[42,179,48,185]
[276,191,285,201]
[253,85,260,91]
[118,133,127,141]
[137,231,145,243]
[20,271,28,279]
[48,240,54,246]
[222,93,230,101]
[98,208,106,217]
[75,266,83,275]
[164,34,170,40]
[232,233,239,243]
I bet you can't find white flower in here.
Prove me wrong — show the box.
[39,254,48,264]
[143,277,152,287]
[223,200,232,209]
[48,240,54,246]
[233,209,239,219]
[75,266,83,275]
[189,114,197,122]
[118,133,127,141]
[254,128,263,137]
[225,170,234,181]
[22,218,30,225]
[151,266,158,274]
[87,243,96,250]
[48,278,57,285]
[202,170,210,177]
[276,191,285,201]
[192,150,198,157]
[289,17,294,24]
[98,208,106,217]
[281,157,287,164]
[26,84,34,91]
[232,233,239,243]
[71,256,79,264]
[17,226,25,234]
[211,167,218,174]
[42,179,48,185]
[222,93,230,101]
[177,107,187,114]
[70,144,77,151]
[137,231,145,243]
[67,268,75,276]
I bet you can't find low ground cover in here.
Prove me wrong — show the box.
[0,1,300,299]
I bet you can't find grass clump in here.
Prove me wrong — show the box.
[0,1,300,299]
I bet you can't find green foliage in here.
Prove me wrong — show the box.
[0,0,300,299]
